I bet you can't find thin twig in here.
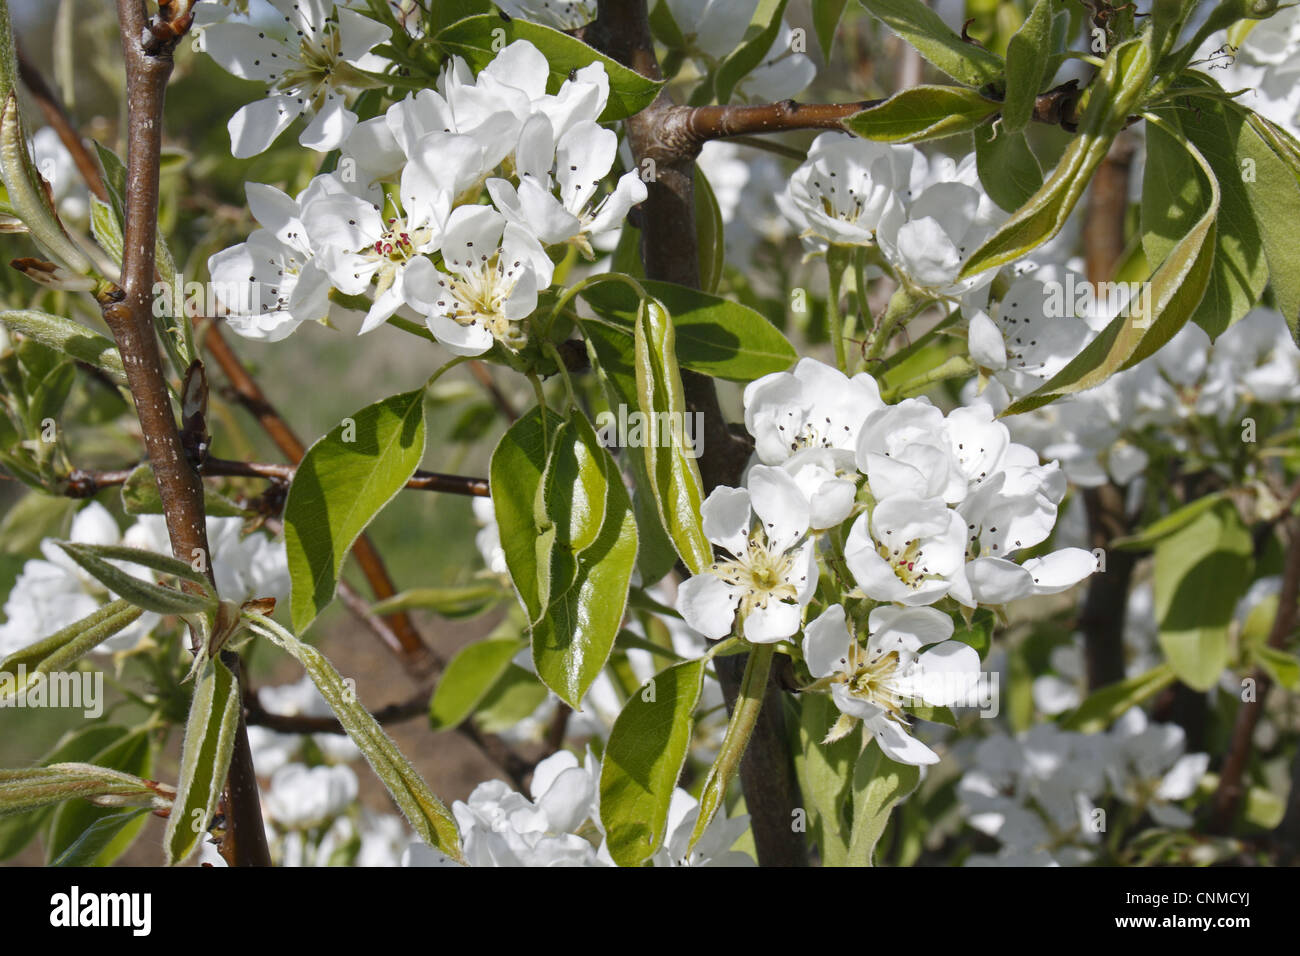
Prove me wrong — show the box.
[468,360,519,422]
[108,0,268,868]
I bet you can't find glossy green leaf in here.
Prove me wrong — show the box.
[0,310,125,385]
[856,0,1004,87]
[164,657,240,865]
[1146,98,1266,339]
[1060,663,1177,732]
[581,279,797,382]
[847,744,919,865]
[251,616,464,863]
[51,808,149,866]
[813,0,850,58]
[695,164,725,293]
[1003,117,1217,415]
[434,15,663,121]
[1242,112,1300,338]
[285,388,427,634]
[533,413,638,706]
[844,85,1000,143]
[960,37,1153,279]
[635,299,711,575]
[797,692,859,865]
[429,636,525,729]
[1002,0,1055,132]
[474,663,549,732]
[490,407,563,620]
[713,0,789,104]
[600,657,707,866]
[1153,499,1252,691]
[1111,491,1228,551]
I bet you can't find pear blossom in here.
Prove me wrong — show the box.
[402,204,555,355]
[486,117,647,257]
[202,0,390,158]
[644,790,754,867]
[743,357,884,465]
[496,0,597,31]
[209,180,336,341]
[675,467,817,642]
[665,0,814,102]
[856,399,968,504]
[802,604,979,764]
[1106,708,1210,828]
[264,763,359,829]
[779,133,920,252]
[844,493,967,606]
[0,503,157,658]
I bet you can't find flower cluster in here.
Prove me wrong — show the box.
[403,749,754,867]
[0,502,288,660]
[207,35,646,355]
[958,710,1210,866]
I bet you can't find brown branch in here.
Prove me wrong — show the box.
[108,0,268,868]
[15,48,108,202]
[63,458,489,498]
[468,359,519,423]
[1210,510,1300,833]
[244,686,430,734]
[588,0,806,867]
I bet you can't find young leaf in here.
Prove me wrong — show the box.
[797,692,860,865]
[847,744,920,865]
[55,541,216,616]
[813,0,850,59]
[600,657,707,866]
[250,617,465,863]
[0,759,158,819]
[434,15,663,121]
[429,637,525,729]
[1153,499,1252,691]
[1002,0,1055,132]
[45,730,158,866]
[284,388,427,635]
[635,299,712,575]
[163,657,240,865]
[50,808,149,867]
[855,0,1004,87]
[695,164,725,293]
[0,310,126,385]
[121,462,246,518]
[0,598,142,700]
[1060,663,1177,733]
[369,584,503,619]
[843,86,1000,143]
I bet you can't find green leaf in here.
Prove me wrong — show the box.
[844,85,1000,143]
[120,462,247,518]
[50,808,149,866]
[797,692,859,865]
[428,636,524,729]
[952,606,996,659]
[1154,499,1252,691]
[284,388,427,634]
[1003,116,1218,415]
[250,617,464,863]
[635,299,712,575]
[434,15,663,121]
[370,584,503,619]
[1111,491,1228,550]
[1256,646,1300,691]
[1242,112,1300,338]
[45,731,156,866]
[600,657,707,866]
[0,757,154,821]
[0,724,128,860]
[1146,95,1266,338]
[55,541,216,616]
[534,413,639,706]
[0,598,142,701]
[1002,0,1055,132]
[813,0,851,59]
[855,0,1004,87]
[694,164,725,293]
[473,663,549,732]
[960,37,1153,279]
[1060,662,1177,732]
[847,744,920,865]
[713,0,790,104]
[163,657,240,865]
[490,406,562,620]
[0,310,126,385]
[89,196,123,267]
[581,279,797,382]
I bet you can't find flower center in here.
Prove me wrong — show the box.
[877,536,931,590]
[841,643,906,719]
[711,530,799,618]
